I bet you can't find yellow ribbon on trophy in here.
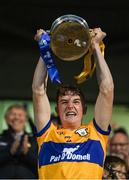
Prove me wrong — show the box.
[74,41,105,84]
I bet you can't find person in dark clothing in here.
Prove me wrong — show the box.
[0,104,38,179]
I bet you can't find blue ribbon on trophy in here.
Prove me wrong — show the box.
[38,33,61,84]
[38,15,105,84]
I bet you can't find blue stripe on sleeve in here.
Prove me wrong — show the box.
[93,118,111,135]
[36,120,51,137]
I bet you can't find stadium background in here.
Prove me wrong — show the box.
[0,0,129,132]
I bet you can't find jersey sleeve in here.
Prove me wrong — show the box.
[93,118,111,136]
[88,118,111,155]
[36,120,55,147]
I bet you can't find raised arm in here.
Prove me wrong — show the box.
[91,28,114,131]
[32,30,51,132]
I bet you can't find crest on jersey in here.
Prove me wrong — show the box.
[75,128,89,137]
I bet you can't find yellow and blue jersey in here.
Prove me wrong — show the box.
[37,118,111,179]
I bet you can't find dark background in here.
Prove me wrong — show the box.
[0,0,129,104]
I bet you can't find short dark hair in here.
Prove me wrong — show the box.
[113,127,128,138]
[56,85,87,114]
[104,155,127,169]
[104,155,128,179]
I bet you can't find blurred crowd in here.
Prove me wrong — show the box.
[0,105,129,179]
[103,127,129,179]
[0,104,38,179]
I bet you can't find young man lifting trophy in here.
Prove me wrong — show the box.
[32,14,114,179]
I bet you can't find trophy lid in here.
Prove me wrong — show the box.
[50,14,89,32]
[50,14,91,61]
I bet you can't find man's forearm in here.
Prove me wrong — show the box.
[92,44,114,92]
[32,56,51,132]
[92,30,114,130]
[32,57,47,94]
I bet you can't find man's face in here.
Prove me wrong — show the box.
[112,164,127,179]
[57,92,83,129]
[103,164,127,179]
[6,107,27,133]
[110,133,129,157]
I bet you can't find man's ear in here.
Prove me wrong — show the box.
[5,116,9,124]
[5,118,11,127]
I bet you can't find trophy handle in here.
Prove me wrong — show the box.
[74,41,105,84]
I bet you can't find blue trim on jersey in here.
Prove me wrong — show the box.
[39,140,104,167]
[93,118,111,135]
[36,120,51,137]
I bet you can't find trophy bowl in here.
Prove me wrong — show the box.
[50,14,91,61]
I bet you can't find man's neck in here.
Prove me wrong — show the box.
[61,123,81,131]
